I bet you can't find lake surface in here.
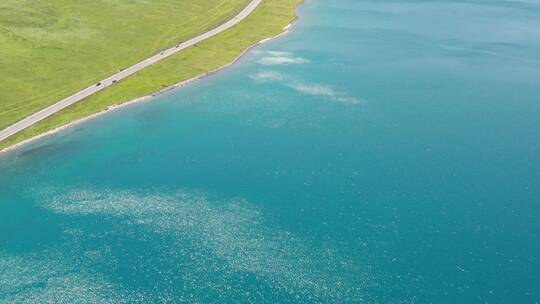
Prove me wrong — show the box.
[1,0,540,303]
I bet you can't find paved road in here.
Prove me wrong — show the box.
[0,0,262,143]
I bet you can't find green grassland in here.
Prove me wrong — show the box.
[0,0,301,150]
[0,0,251,130]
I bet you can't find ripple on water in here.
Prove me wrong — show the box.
[0,251,138,304]
[0,187,377,303]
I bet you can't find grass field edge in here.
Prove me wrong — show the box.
[0,0,304,153]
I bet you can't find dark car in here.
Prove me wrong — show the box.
[96,82,101,86]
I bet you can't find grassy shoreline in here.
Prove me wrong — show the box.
[0,0,250,130]
[0,0,303,152]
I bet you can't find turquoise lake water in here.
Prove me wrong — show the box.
[1,0,540,302]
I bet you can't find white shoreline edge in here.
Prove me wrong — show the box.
[0,22,297,154]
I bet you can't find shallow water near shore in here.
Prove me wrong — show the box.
[2,0,540,303]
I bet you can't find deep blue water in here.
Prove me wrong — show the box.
[1,0,540,303]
